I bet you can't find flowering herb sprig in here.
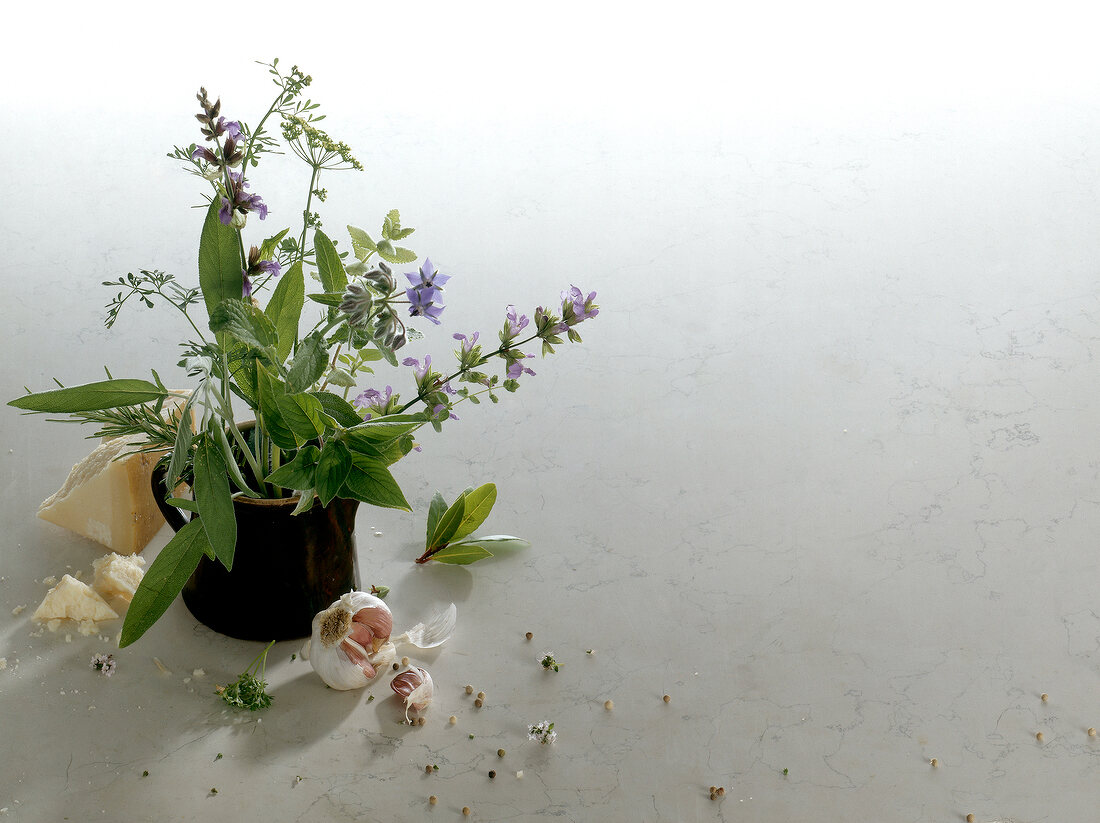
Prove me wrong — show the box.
[90,653,117,677]
[528,721,557,745]
[216,640,275,711]
[8,60,599,650]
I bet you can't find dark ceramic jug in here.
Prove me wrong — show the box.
[151,462,359,641]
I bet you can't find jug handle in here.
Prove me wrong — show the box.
[151,463,191,533]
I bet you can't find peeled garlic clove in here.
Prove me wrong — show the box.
[392,603,457,649]
[307,591,394,690]
[391,665,434,720]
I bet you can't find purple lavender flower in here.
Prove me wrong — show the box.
[242,271,253,299]
[507,356,536,380]
[562,286,599,321]
[402,355,432,381]
[218,172,269,226]
[406,286,444,324]
[453,331,479,354]
[505,305,530,336]
[352,385,395,419]
[405,258,450,290]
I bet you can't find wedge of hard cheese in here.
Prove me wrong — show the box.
[38,436,164,554]
[32,574,119,635]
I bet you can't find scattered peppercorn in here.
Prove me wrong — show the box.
[465,685,474,695]
[1089,728,1097,737]
[401,656,409,666]
[392,662,399,671]
[488,770,496,779]
[1036,732,1044,742]
[525,632,533,640]
[477,691,485,700]
[474,698,483,708]
[497,749,506,758]
[604,700,613,710]
[417,716,426,726]
[1041,693,1049,702]
[426,765,433,774]
[717,787,725,796]
[429,795,437,805]
[462,806,471,816]
[930,758,938,767]
[449,715,457,725]
[663,694,671,704]
[966,815,975,823]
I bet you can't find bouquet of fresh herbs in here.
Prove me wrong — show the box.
[8,60,598,647]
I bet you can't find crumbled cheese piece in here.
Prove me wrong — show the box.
[92,552,146,603]
[37,436,166,554]
[32,575,118,628]
[11,605,25,617]
[0,658,6,670]
[192,668,206,678]
[41,576,57,587]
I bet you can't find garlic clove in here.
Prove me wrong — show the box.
[391,665,434,720]
[392,603,457,649]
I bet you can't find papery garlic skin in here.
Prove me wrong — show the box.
[307,591,393,690]
[391,665,434,720]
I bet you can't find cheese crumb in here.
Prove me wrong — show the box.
[11,605,25,617]
[92,553,146,604]
[193,668,206,678]
[41,576,57,587]
[32,575,118,629]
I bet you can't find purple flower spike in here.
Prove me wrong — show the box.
[507,355,536,380]
[406,286,444,324]
[405,258,450,290]
[453,331,479,354]
[191,146,218,163]
[225,120,244,140]
[505,305,530,336]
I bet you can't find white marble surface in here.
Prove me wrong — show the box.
[3,4,1100,821]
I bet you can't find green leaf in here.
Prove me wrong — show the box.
[214,423,260,497]
[291,489,315,515]
[286,331,328,393]
[9,379,168,413]
[276,392,326,442]
[426,492,447,548]
[265,444,320,489]
[429,544,494,565]
[451,534,530,549]
[314,228,348,295]
[311,391,363,427]
[315,440,352,506]
[226,344,258,407]
[343,415,422,450]
[119,518,210,647]
[264,260,304,363]
[306,292,344,307]
[324,368,357,388]
[164,497,199,512]
[341,457,411,510]
[198,198,243,326]
[255,363,296,450]
[193,433,237,570]
[428,494,466,550]
[347,225,377,260]
[451,483,497,542]
[258,227,290,263]
[209,298,279,352]
[165,396,195,488]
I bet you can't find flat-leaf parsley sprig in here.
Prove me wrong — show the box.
[217,640,275,711]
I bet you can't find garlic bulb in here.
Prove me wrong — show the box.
[304,591,393,690]
[303,594,457,691]
[391,665,434,720]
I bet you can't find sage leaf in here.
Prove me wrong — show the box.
[450,483,497,542]
[306,292,344,307]
[8,379,168,413]
[255,363,296,451]
[264,261,304,363]
[193,433,237,570]
[429,544,494,565]
[291,489,316,515]
[198,198,243,326]
[264,444,320,489]
[209,298,279,352]
[347,225,377,260]
[341,457,411,511]
[315,440,352,506]
[314,228,348,295]
[451,535,530,549]
[286,331,327,393]
[119,518,209,647]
